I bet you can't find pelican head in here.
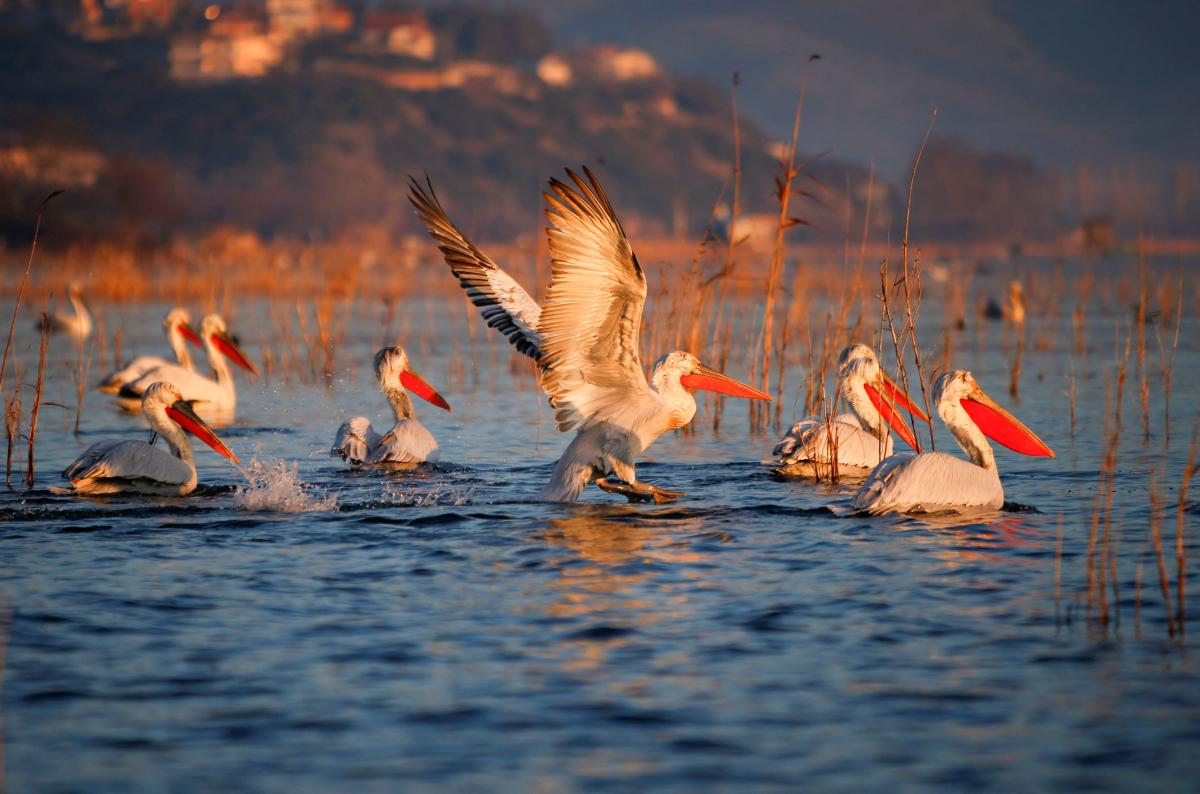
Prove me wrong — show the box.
[837,343,877,375]
[838,343,928,449]
[654,351,772,400]
[935,370,1054,457]
[164,307,202,346]
[141,382,238,462]
[374,346,451,411]
[200,314,258,375]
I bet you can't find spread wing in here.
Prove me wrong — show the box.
[63,439,192,486]
[538,167,652,433]
[408,176,543,360]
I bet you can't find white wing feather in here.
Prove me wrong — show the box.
[539,167,652,433]
[122,363,223,403]
[98,355,172,391]
[773,414,894,469]
[409,176,543,360]
[63,439,192,486]
[331,417,382,465]
[852,451,1004,514]
[367,419,439,465]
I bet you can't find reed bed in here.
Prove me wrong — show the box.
[0,110,1197,643]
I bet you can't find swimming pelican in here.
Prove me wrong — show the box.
[41,282,93,340]
[97,307,202,394]
[56,381,238,496]
[331,346,452,467]
[772,344,929,478]
[851,369,1054,514]
[117,313,257,417]
[411,167,771,503]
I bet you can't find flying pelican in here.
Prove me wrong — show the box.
[771,344,929,478]
[331,346,452,467]
[56,381,238,496]
[97,307,203,394]
[117,313,257,418]
[40,282,93,340]
[410,167,771,503]
[850,369,1054,514]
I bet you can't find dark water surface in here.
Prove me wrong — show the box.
[2,277,1199,791]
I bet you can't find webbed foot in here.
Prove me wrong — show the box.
[595,477,684,504]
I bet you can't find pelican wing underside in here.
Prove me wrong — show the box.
[409,177,543,360]
[539,167,652,432]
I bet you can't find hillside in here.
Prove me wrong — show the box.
[0,4,892,247]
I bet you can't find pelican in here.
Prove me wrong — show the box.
[56,382,238,496]
[117,313,257,417]
[97,307,202,394]
[332,346,452,467]
[411,167,771,503]
[41,282,93,340]
[771,344,929,478]
[850,369,1054,514]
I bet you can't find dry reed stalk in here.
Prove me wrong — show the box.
[110,323,123,371]
[1136,241,1150,442]
[1066,368,1077,441]
[1054,513,1064,627]
[896,111,939,448]
[878,259,923,452]
[1176,423,1198,634]
[1155,275,1183,445]
[72,332,95,435]
[1009,334,1024,400]
[0,191,61,399]
[1148,470,1177,637]
[26,310,50,489]
[5,379,21,488]
[753,54,818,432]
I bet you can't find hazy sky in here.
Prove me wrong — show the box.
[475,0,1200,179]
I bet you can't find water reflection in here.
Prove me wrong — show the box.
[533,506,708,673]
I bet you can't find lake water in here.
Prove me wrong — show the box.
[2,267,1198,791]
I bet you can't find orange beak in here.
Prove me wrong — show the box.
[180,323,203,347]
[961,386,1055,457]
[863,370,929,449]
[212,330,259,375]
[680,364,772,400]
[401,368,452,411]
[166,399,239,463]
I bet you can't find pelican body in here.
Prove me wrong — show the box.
[851,370,1054,514]
[332,346,452,467]
[772,344,928,478]
[42,283,93,340]
[411,166,771,503]
[58,382,239,496]
[98,307,202,394]
[117,314,257,418]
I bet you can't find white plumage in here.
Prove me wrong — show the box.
[117,313,257,420]
[58,382,239,496]
[772,344,926,478]
[331,346,450,468]
[41,283,93,340]
[412,167,771,503]
[851,369,1054,514]
[97,307,200,394]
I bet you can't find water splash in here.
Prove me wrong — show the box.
[234,457,337,512]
